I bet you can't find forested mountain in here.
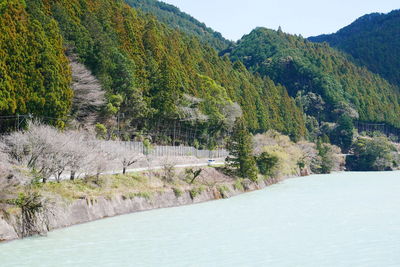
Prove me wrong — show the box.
[225,27,400,127]
[0,0,305,141]
[0,0,73,123]
[125,0,232,51]
[309,10,400,87]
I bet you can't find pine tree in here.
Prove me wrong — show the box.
[226,118,258,181]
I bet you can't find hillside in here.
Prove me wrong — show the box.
[0,0,305,141]
[0,0,72,123]
[309,10,400,87]
[125,0,232,51]
[226,27,400,127]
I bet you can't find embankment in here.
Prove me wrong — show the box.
[0,169,279,242]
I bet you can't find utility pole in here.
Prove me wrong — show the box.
[117,112,124,139]
[16,114,19,131]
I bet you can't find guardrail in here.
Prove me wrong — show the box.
[93,140,229,159]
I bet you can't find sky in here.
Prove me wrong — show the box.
[161,0,399,41]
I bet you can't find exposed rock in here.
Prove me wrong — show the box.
[0,175,287,242]
[0,215,18,241]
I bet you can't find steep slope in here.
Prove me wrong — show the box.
[0,0,72,124]
[309,10,400,86]
[125,0,232,51]
[68,53,105,126]
[0,0,305,141]
[226,28,400,127]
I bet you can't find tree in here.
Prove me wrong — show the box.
[315,140,343,174]
[347,137,398,171]
[225,118,258,181]
[255,152,279,176]
[108,142,144,174]
[331,114,354,152]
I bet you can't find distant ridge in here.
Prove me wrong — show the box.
[125,0,232,51]
[309,9,400,86]
[225,27,400,127]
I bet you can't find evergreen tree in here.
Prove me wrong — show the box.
[226,118,258,181]
[331,115,354,152]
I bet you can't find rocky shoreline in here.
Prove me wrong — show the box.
[0,176,278,243]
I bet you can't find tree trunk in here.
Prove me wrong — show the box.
[70,171,76,181]
[123,167,126,175]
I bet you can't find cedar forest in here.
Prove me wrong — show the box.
[0,0,399,153]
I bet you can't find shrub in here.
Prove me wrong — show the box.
[185,168,202,184]
[189,186,205,199]
[217,185,230,198]
[234,179,244,191]
[255,152,279,176]
[347,136,398,171]
[253,131,303,177]
[172,187,183,197]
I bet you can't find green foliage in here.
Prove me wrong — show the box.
[125,0,232,51]
[2,0,306,141]
[172,187,183,198]
[226,118,258,181]
[95,123,107,139]
[347,137,399,171]
[331,115,354,152]
[10,191,44,237]
[189,186,205,199]
[217,185,230,198]
[0,0,72,122]
[233,179,244,191]
[127,192,151,200]
[316,141,336,174]
[143,139,154,155]
[185,168,202,184]
[310,10,400,87]
[228,27,400,128]
[256,152,279,176]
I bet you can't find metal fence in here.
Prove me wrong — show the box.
[94,140,229,159]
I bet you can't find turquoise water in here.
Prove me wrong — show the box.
[1,171,400,267]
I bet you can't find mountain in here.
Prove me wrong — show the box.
[125,0,232,51]
[309,10,400,87]
[0,0,305,141]
[0,0,72,122]
[225,27,400,127]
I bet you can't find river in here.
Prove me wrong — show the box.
[1,171,400,266]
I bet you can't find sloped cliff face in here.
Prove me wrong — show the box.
[0,180,271,242]
[0,216,18,241]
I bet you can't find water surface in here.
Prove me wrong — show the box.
[1,172,400,266]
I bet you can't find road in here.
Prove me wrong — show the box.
[52,161,225,181]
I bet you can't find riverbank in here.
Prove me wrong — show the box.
[0,166,281,242]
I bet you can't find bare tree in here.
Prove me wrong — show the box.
[3,122,59,182]
[222,102,242,131]
[2,122,92,183]
[69,54,105,126]
[107,142,144,174]
[178,94,209,122]
[63,131,92,180]
[161,158,177,183]
[0,144,12,192]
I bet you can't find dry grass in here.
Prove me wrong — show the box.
[18,167,237,202]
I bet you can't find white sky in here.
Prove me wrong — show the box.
[161,0,399,40]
